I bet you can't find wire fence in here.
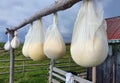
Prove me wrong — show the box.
[0,58,86,73]
[0,44,87,82]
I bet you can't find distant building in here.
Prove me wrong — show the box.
[107,16,120,43]
[88,16,120,83]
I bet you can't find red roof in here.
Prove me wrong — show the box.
[106,16,120,40]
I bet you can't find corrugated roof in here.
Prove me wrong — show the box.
[106,16,120,40]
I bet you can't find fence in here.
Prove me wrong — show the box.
[51,67,91,83]
[0,51,87,83]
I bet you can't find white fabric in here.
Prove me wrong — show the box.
[70,0,108,67]
[26,19,46,61]
[44,13,66,60]
[4,34,10,51]
[65,73,74,83]
[11,31,20,48]
[22,25,33,57]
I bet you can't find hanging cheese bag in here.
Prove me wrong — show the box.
[44,13,66,60]
[4,34,11,51]
[27,19,47,61]
[70,0,108,67]
[11,31,20,49]
[22,24,33,57]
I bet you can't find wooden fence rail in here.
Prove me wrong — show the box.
[0,57,87,82]
[51,67,92,83]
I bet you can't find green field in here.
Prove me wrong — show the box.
[0,43,86,83]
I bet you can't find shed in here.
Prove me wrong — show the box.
[87,16,120,83]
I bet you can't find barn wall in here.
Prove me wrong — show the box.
[87,44,120,83]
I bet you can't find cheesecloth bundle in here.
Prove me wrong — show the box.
[22,24,33,57]
[11,31,20,49]
[4,34,10,51]
[23,19,46,61]
[70,0,108,67]
[44,13,66,60]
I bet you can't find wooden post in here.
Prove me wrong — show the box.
[49,59,54,83]
[92,67,96,83]
[9,30,15,83]
[87,56,114,83]
[5,0,81,33]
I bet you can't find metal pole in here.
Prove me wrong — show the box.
[49,59,54,83]
[9,31,14,83]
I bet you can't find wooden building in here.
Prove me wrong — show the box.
[87,16,120,83]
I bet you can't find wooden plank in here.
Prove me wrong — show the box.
[96,64,104,83]
[53,67,92,83]
[73,75,92,83]
[49,59,54,83]
[53,67,67,76]
[115,45,120,83]
[102,56,113,83]
[52,72,66,81]
[52,79,60,83]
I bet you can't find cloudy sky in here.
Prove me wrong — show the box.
[0,0,120,42]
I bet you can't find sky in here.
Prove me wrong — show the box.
[0,0,120,42]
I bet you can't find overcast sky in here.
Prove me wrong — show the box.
[0,0,120,42]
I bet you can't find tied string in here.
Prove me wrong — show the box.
[53,12,58,26]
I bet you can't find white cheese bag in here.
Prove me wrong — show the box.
[70,0,108,67]
[27,19,47,61]
[44,13,66,60]
[22,24,33,57]
[11,31,20,49]
[4,34,11,51]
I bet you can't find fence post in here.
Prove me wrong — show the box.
[92,67,96,83]
[49,59,54,83]
[9,30,15,83]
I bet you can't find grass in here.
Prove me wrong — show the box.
[0,43,86,83]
